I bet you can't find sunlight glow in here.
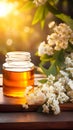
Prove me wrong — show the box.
[0,1,35,53]
[6,39,13,46]
[0,2,16,17]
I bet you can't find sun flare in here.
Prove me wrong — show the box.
[0,2,16,17]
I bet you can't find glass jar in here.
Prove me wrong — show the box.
[2,51,34,98]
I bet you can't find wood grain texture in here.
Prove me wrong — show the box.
[0,112,73,129]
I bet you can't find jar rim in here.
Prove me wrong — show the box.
[6,51,30,56]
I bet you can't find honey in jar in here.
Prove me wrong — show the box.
[2,51,34,98]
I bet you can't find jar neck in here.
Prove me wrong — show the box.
[5,51,31,62]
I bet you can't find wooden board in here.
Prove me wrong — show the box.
[0,87,73,112]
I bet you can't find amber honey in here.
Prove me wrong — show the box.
[2,51,34,99]
[3,68,34,98]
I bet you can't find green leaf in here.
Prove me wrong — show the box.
[56,13,73,30]
[47,61,57,75]
[47,0,58,5]
[47,2,73,29]
[32,3,48,25]
[32,6,44,25]
[40,54,52,62]
[40,63,49,76]
[40,19,45,29]
[39,50,65,76]
[35,51,38,56]
[66,42,73,53]
[53,50,65,67]
[40,61,57,76]
[38,79,48,84]
[20,1,35,12]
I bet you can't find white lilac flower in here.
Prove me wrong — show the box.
[57,77,66,86]
[64,76,70,84]
[26,89,46,105]
[47,33,58,47]
[49,85,55,93]
[47,74,55,85]
[53,23,72,37]
[34,90,46,105]
[66,67,73,72]
[65,57,73,66]
[48,21,55,28]
[26,93,36,105]
[47,31,68,51]
[67,91,73,102]
[67,79,73,90]
[46,93,57,104]
[65,54,73,67]
[57,92,69,104]
[51,99,60,115]
[44,44,54,55]
[46,86,55,98]
[46,99,50,107]
[60,70,69,77]
[55,39,68,50]
[41,83,55,96]
[24,86,33,96]
[41,83,50,94]
[38,41,54,56]
[42,104,49,113]
[33,0,47,6]
[47,23,73,51]
[23,104,29,109]
[54,82,66,92]
[23,49,73,114]
[38,41,46,56]
[38,22,73,57]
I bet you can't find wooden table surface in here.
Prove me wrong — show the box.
[0,74,73,130]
